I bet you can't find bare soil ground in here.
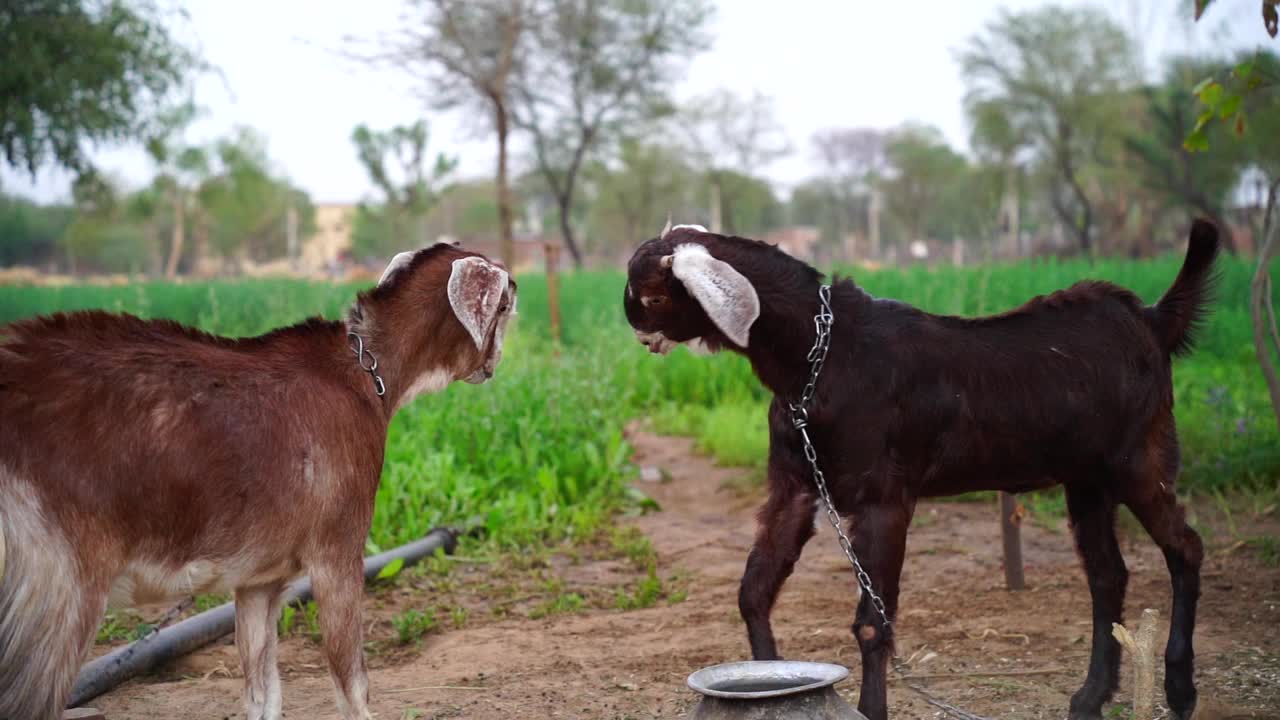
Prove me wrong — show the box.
[91,428,1280,720]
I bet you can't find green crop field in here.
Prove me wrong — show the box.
[2,251,1276,551]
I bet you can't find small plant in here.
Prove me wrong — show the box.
[392,608,437,645]
[194,594,229,612]
[301,601,322,639]
[530,592,584,619]
[1247,535,1280,566]
[451,606,469,629]
[615,563,664,611]
[609,526,657,571]
[278,604,297,636]
[96,613,137,644]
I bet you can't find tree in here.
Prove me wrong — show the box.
[959,5,1140,254]
[809,127,887,259]
[1126,60,1246,253]
[143,104,209,278]
[880,125,968,245]
[584,136,695,257]
[350,120,456,258]
[199,128,316,266]
[357,0,529,268]
[0,0,196,175]
[679,89,790,234]
[511,0,712,267]
[0,194,72,268]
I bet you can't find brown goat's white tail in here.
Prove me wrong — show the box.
[0,479,95,720]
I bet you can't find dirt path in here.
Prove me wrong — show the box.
[93,428,1280,719]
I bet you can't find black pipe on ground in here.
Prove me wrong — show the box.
[70,527,461,707]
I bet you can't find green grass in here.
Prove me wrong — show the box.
[1,250,1275,557]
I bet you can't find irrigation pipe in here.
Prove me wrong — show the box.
[70,526,462,708]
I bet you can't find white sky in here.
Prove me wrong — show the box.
[2,0,1272,204]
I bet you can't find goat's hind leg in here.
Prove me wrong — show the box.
[310,554,373,720]
[1065,484,1128,720]
[1122,473,1202,720]
[0,487,110,720]
[235,582,286,720]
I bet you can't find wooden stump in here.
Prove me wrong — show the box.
[1113,608,1160,720]
[999,492,1025,590]
[545,242,562,349]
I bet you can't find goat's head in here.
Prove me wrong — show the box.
[623,222,760,355]
[363,244,517,398]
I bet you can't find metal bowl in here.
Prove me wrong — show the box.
[687,660,850,700]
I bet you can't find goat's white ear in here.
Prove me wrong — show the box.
[448,257,510,349]
[378,251,416,285]
[669,243,759,347]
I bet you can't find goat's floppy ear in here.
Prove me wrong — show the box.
[379,251,416,285]
[448,257,510,349]
[668,243,760,347]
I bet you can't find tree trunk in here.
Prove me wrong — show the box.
[164,190,185,279]
[1251,181,1280,432]
[555,195,584,268]
[709,174,723,234]
[494,102,515,269]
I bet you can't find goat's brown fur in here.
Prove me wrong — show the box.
[0,243,516,720]
[624,220,1220,720]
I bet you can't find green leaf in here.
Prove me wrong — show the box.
[1191,76,1215,95]
[1218,94,1242,120]
[375,557,405,580]
[1233,61,1255,80]
[1182,128,1210,152]
[1198,82,1223,108]
[1192,110,1215,134]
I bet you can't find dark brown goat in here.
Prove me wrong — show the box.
[623,221,1219,720]
[0,244,516,720]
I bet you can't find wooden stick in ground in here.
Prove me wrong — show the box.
[1113,608,1160,720]
[545,241,562,349]
[1000,492,1024,590]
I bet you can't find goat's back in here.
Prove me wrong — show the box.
[820,279,1175,497]
[0,311,384,579]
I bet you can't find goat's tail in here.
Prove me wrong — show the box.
[1144,219,1221,358]
[0,481,92,720]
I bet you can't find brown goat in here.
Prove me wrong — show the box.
[623,221,1219,720]
[0,244,516,720]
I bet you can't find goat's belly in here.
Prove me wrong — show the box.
[108,555,300,608]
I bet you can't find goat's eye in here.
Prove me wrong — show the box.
[642,295,668,308]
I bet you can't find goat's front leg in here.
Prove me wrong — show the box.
[234,582,285,720]
[739,487,817,660]
[847,501,911,720]
[310,552,373,720]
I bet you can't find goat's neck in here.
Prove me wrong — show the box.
[737,272,830,399]
[345,302,445,421]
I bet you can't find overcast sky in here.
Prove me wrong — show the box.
[2,0,1272,204]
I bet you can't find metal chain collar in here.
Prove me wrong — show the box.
[348,331,386,397]
[788,285,992,720]
[786,284,891,629]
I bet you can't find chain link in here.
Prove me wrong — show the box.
[788,285,992,720]
[787,285,890,629]
[348,331,386,396]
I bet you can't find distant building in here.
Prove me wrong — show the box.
[761,226,821,261]
[302,203,356,274]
